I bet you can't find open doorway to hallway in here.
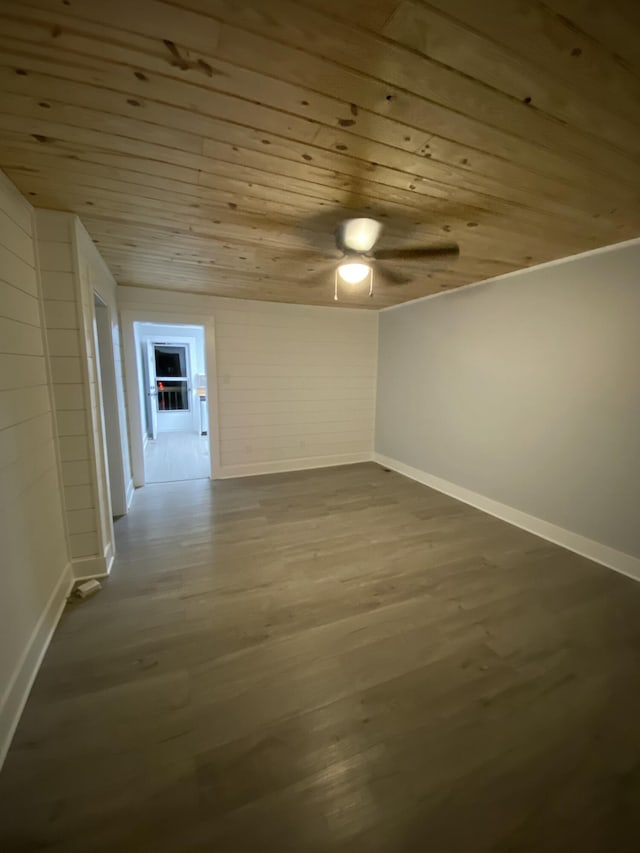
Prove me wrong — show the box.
[135,322,210,484]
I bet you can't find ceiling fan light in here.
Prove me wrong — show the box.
[342,218,383,252]
[338,262,370,284]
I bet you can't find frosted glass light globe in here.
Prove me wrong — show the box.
[338,262,370,284]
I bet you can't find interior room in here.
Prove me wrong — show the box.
[0,1,639,850]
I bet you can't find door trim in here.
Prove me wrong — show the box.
[121,310,221,485]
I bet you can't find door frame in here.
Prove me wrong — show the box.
[121,310,221,486]
[144,338,159,441]
[94,292,128,516]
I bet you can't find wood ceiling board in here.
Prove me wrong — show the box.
[4,134,624,255]
[2,34,637,219]
[2,106,632,255]
[489,0,640,80]
[9,170,578,276]
[6,122,636,250]
[5,4,637,198]
[379,2,640,156]
[165,0,640,177]
[93,239,505,286]
[310,0,640,129]
[0,0,638,308]
[3,37,626,226]
[8,159,615,254]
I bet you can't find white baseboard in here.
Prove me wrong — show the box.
[125,478,135,510]
[72,540,115,581]
[217,451,373,479]
[0,563,74,769]
[374,452,640,583]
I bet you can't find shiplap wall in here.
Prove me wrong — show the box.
[36,212,131,577]
[0,172,71,766]
[36,210,103,572]
[75,222,132,512]
[118,286,378,477]
[74,222,114,567]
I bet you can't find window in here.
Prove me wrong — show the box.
[154,345,189,411]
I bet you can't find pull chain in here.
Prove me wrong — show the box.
[333,266,374,301]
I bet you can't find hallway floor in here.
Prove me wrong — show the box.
[144,431,210,483]
[1,463,640,852]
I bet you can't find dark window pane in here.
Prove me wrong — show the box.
[157,381,189,411]
[155,346,187,377]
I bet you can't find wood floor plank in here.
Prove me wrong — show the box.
[1,462,640,851]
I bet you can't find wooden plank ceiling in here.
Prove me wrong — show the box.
[0,0,638,308]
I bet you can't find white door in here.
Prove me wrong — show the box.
[152,343,193,433]
[145,340,159,440]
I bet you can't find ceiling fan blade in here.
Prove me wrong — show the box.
[375,263,412,286]
[281,248,340,262]
[373,243,459,261]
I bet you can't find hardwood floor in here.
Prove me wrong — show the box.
[1,462,640,852]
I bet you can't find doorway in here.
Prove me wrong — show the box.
[135,322,210,484]
[94,293,127,516]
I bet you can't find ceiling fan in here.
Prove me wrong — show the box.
[330,217,459,300]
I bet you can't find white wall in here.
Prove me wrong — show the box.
[36,212,132,577]
[375,240,640,577]
[119,287,378,478]
[0,173,71,766]
[81,232,133,509]
[37,211,99,570]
